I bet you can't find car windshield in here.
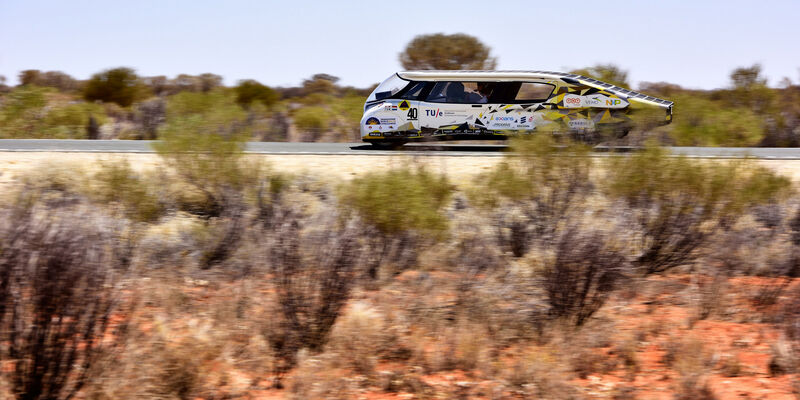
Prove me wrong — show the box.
[366,74,410,103]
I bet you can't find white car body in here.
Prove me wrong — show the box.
[361,70,673,144]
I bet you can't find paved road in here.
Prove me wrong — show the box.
[2,139,800,159]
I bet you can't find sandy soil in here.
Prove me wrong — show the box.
[2,152,800,190]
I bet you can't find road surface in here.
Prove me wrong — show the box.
[2,139,800,159]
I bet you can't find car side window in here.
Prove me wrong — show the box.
[514,83,555,102]
[425,82,497,104]
[399,81,427,100]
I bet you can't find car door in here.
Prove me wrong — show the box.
[419,81,483,136]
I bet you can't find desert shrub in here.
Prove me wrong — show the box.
[154,92,288,269]
[326,302,391,376]
[292,106,330,141]
[133,97,166,139]
[234,79,278,109]
[0,87,108,139]
[90,159,165,222]
[0,86,48,138]
[605,146,792,274]
[662,337,718,399]
[262,215,364,385]
[83,67,147,107]
[669,93,764,147]
[0,204,126,400]
[154,90,266,217]
[543,225,627,326]
[330,93,367,141]
[41,102,108,139]
[288,352,357,400]
[339,166,453,278]
[502,347,581,399]
[474,135,593,257]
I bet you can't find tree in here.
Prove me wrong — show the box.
[399,33,497,70]
[728,64,774,113]
[234,79,278,108]
[18,69,41,86]
[570,64,630,88]
[302,73,340,95]
[83,67,145,107]
[198,73,223,92]
[731,64,767,90]
[18,70,80,91]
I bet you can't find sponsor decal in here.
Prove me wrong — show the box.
[368,132,382,137]
[398,100,410,111]
[493,123,512,127]
[564,95,582,107]
[584,97,602,106]
[494,116,514,121]
[520,116,527,124]
[568,119,595,129]
[391,105,398,111]
[565,95,608,108]
[606,99,622,106]
[435,128,496,135]
[365,117,380,126]
[425,109,443,117]
[380,118,397,125]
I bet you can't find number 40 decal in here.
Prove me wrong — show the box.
[406,108,418,120]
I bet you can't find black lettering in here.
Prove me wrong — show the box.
[407,108,418,120]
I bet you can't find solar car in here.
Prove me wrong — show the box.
[361,70,673,146]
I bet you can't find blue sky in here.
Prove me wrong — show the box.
[1,0,799,90]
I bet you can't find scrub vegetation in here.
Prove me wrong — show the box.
[2,132,800,399]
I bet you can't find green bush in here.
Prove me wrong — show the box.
[339,167,453,239]
[41,102,107,139]
[154,89,260,217]
[234,79,278,109]
[0,86,108,138]
[0,86,48,138]
[293,106,330,132]
[83,67,147,107]
[669,93,764,146]
[91,159,164,222]
[605,146,792,273]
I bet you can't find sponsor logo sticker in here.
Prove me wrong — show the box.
[564,95,582,107]
[494,116,514,121]
[365,117,380,126]
[425,109,443,117]
[584,97,602,106]
[568,119,595,129]
[380,118,396,125]
[398,100,410,111]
